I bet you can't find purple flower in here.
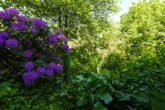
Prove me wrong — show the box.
[36,67,46,74]
[45,68,54,76]
[23,50,33,58]
[54,64,63,73]
[10,23,18,29]
[63,44,70,52]
[0,11,12,20]
[30,28,38,33]
[5,38,19,48]
[10,23,28,30]
[57,35,68,43]
[22,71,38,85]
[57,29,63,35]
[0,32,10,39]
[17,15,26,22]
[47,63,62,73]
[32,19,47,28]
[48,34,57,43]
[23,61,35,71]
[5,7,19,16]
[57,35,63,39]
[62,36,68,43]
[47,62,56,70]
[18,24,28,30]
[0,37,5,46]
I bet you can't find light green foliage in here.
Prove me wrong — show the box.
[119,1,165,109]
[121,0,165,65]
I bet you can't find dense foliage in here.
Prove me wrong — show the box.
[0,0,165,110]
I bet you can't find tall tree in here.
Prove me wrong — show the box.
[121,0,165,65]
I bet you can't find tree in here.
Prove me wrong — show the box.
[0,0,120,39]
[121,0,165,66]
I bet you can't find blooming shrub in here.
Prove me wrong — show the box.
[0,7,70,85]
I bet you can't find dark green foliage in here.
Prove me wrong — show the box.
[102,52,124,70]
[52,68,165,110]
[0,68,164,110]
[62,53,72,80]
[0,75,64,110]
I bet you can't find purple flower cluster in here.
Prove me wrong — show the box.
[45,68,54,76]
[23,50,33,58]
[30,28,38,33]
[0,7,47,32]
[47,62,56,69]
[36,67,46,74]
[54,64,63,73]
[10,23,28,30]
[5,8,19,16]
[63,44,71,53]
[0,8,70,86]
[48,29,71,52]
[46,63,63,75]
[5,38,19,48]
[22,71,38,85]
[0,32,10,39]
[0,11,12,20]
[48,34,57,43]
[17,15,26,22]
[0,8,19,20]
[22,62,62,85]
[0,32,10,46]
[0,32,19,48]
[23,61,35,70]
[57,29,63,35]
[32,18,47,29]
[46,62,63,76]
[0,38,5,46]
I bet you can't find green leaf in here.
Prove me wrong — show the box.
[76,75,84,81]
[93,102,108,110]
[0,82,12,98]
[100,93,113,105]
[77,98,85,107]
[132,93,150,103]
[118,92,131,101]
[151,100,165,110]
[35,60,46,66]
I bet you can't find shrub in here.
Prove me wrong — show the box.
[0,7,70,85]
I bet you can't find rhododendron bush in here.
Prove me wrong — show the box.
[0,7,70,85]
